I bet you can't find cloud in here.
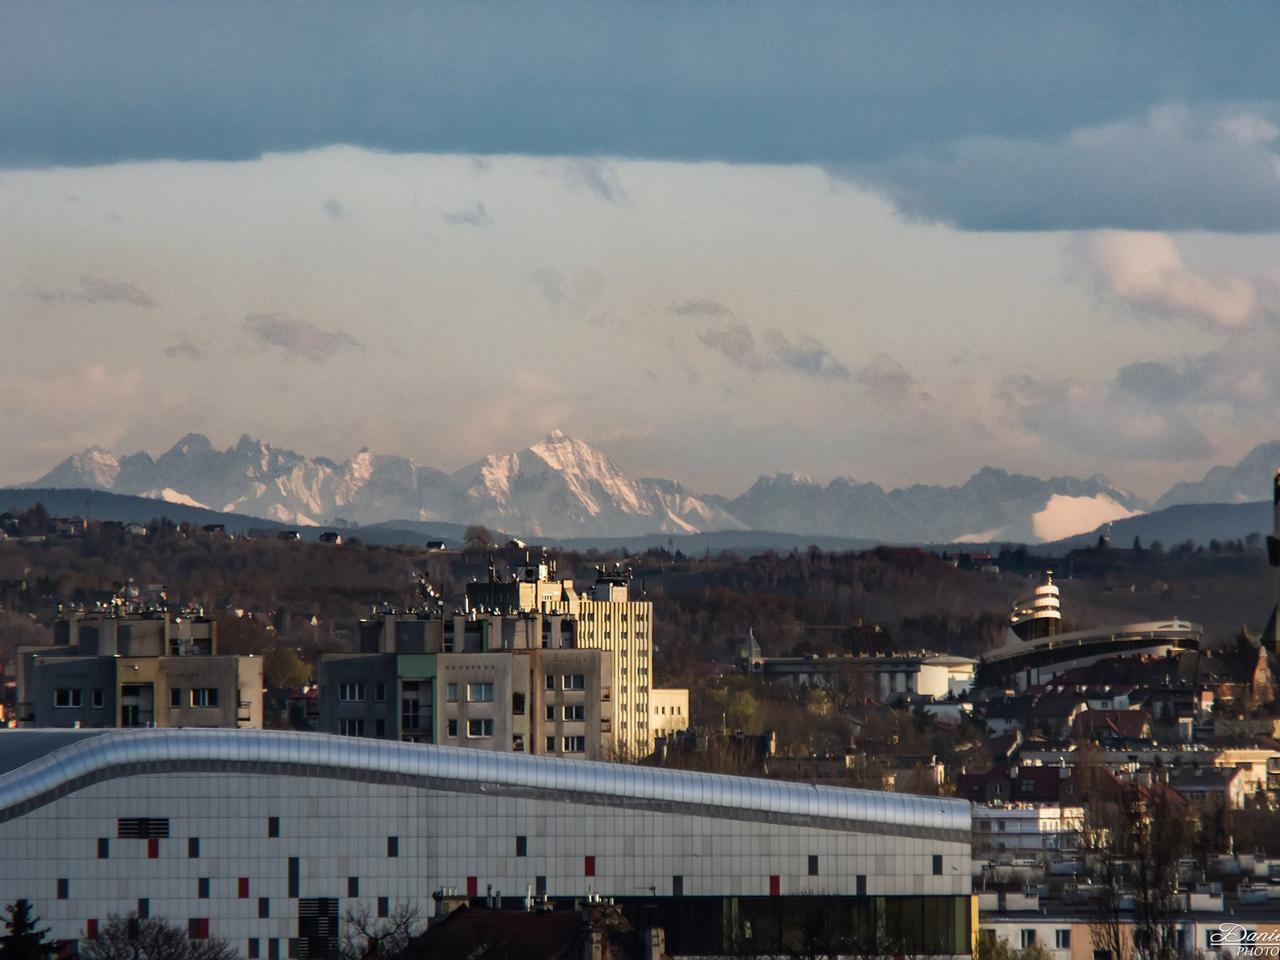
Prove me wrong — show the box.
[1086,231,1259,328]
[669,299,730,318]
[442,202,492,227]
[850,106,1280,232]
[1000,372,1210,461]
[559,158,628,205]
[697,320,765,372]
[35,275,156,308]
[322,198,346,221]
[854,353,914,399]
[163,339,206,361]
[244,314,363,361]
[764,329,850,381]
[1114,335,1280,410]
[529,267,605,321]
[695,318,852,382]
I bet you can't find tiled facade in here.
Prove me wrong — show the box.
[0,728,973,957]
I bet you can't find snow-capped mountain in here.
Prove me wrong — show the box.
[1156,440,1280,509]
[724,468,1144,544]
[27,431,743,537]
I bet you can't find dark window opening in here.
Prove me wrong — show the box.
[97,838,109,859]
[932,854,943,875]
[584,855,595,877]
[248,939,260,960]
[808,855,819,876]
[387,836,399,857]
[137,899,149,920]
[258,898,270,920]
[56,879,68,900]
[535,876,547,897]
[117,817,169,839]
[377,897,389,919]
[672,875,683,897]
[287,857,300,898]
[267,816,280,838]
[197,877,210,899]
[188,837,200,858]
[856,874,867,896]
[348,877,359,898]
[515,835,527,857]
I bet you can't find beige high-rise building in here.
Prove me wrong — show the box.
[467,561,685,756]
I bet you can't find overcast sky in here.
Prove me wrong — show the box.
[4,2,1280,499]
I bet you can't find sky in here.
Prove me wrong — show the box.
[4,2,1280,501]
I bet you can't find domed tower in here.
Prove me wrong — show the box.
[1010,571,1062,642]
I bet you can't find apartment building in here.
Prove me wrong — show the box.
[318,611,614,759]
[466,560,685,755]
[15,610,263,729]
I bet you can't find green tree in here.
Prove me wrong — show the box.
[0,900,56,960]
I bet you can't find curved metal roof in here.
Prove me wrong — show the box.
[0,728,969,840]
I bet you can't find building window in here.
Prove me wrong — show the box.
[516,835,527,857]
[118,818,169,839]
[562,736,585,752]
[672,875,683,897]
[447,719,458,737]
[248,939,260,959]
[198,877,210,898]
[339,683,365,703]
[563,674,585,690]
[512,693,526,715]
[546,736,555,752]
[387,836,399,858]
[348,877,359,897]
[584,855,596,877]
[258,898,270,919]
[467,682,494,702]
[1056,930,1071,950]
[339,718,365,737]
[268,940,279,960]
[56,878,68,900]
[1021,931,1036,949]
[97,838,110,859]
[87,920,99,941]
[268,817,280,838]
[53,688,81,708]
[446,682,458,702]
[545,674,555,690]
[513,734,525,751]
[189,919,209,940]
[188,837,200,858]
[91,688,104,709]
[467,718,494,738]
[545,704,554,721]
[562,704,585,721]
[856,875,867,896]
[535,876,547,896]
[932,854,943,875]
[377,898,389,919]
[374,719,386,737]
[374,682,386,702]
[170,688,182,708]
[808,855,819,876]
[239,878,250,898]
[137,899,149,920]
[287,857,299,898]
[190,688,218,708]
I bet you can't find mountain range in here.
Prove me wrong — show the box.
[22,433,1280,543]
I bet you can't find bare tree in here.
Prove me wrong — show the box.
[1085,780,1191,960]
[339,902,423,959]
[80,915,239,960]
